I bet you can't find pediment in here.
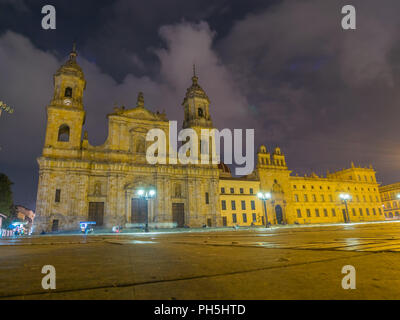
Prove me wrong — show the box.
[112,106,167,122]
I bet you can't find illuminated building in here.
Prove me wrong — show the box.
[379,183,400,219]
[35,46,385,232]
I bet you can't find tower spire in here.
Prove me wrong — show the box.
[192,64,198,84]
[69,42,77,61]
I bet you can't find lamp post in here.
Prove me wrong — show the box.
[339,193,351,223]
[0,102,14,117]
[257,191,272,227]
[136,188,156,232]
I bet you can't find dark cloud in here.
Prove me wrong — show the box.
[218,0,400,180]
[1,0,400,209]
[0,20,248,208]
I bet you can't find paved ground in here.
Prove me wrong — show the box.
[1,221,400,299]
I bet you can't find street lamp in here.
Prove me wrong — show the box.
[257,191,272,227]
[136,188,156,232]
[0,101,14,117]
[339,193,351,223]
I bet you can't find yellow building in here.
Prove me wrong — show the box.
[35,46,385,232]
[219,148,384,227]
[218,163,264,227]
[379,183,400,219]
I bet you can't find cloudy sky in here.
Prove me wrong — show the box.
[1,0,400,209]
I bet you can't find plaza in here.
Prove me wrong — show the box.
[1,221,400,299]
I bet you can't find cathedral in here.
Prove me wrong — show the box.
[35,47,385,233]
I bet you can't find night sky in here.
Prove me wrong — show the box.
[1,0,400,210]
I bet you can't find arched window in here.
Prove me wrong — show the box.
[58,124,70,142]
[198,108,203,117]
[64,87,72,97]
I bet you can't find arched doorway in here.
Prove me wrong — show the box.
[275,205,283,224]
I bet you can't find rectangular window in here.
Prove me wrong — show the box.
[250,188,254,194]
[359,208,363,216]
[241,200,246,210]
[315,209,320,217]
[373,208,376,215]
[321,195,325,202]
[352,208,356,216]
[306,209,311,217]
[297,209,302,218]
[379,208,382,215]
[242,213,247,223]
[240,188,244,194]
[55,189,61,203]
[231,200,236,210]
[230,188,234,194]
[312,194,317,202]
[366,208,370,216]
[324,209,328,217]
[205,192,209,204]
[332,208,336,217]
[221,200,226,210]
[221,187,225,194]
[232,213,237,223]
[304,194,308,202]
[252,213,257,222]
[294,194,299,202]
[251,200,255,210]
[329,195,333,202]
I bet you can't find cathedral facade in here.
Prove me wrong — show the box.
[35,48,385,233]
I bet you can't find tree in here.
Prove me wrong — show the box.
[0,173,13,216]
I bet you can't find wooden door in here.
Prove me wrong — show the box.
[172,203,185,227]
[88,202,104,226]
[131,198,148,224]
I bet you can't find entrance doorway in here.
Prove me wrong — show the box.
[172,203,185,227]
[275,205,283,224]
[51,219,59,232]
[131,198,148,224]
[88,202,104,226]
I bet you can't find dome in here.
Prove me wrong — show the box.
[259,145,267,154]
[182,66,209,105]
[55,44,85,81]
[274,147,281,155]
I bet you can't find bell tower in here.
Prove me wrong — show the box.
[182,65,213,129]
[181,66,216,163]
[43,44,86,158]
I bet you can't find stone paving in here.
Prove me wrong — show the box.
[1,221,400,299]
